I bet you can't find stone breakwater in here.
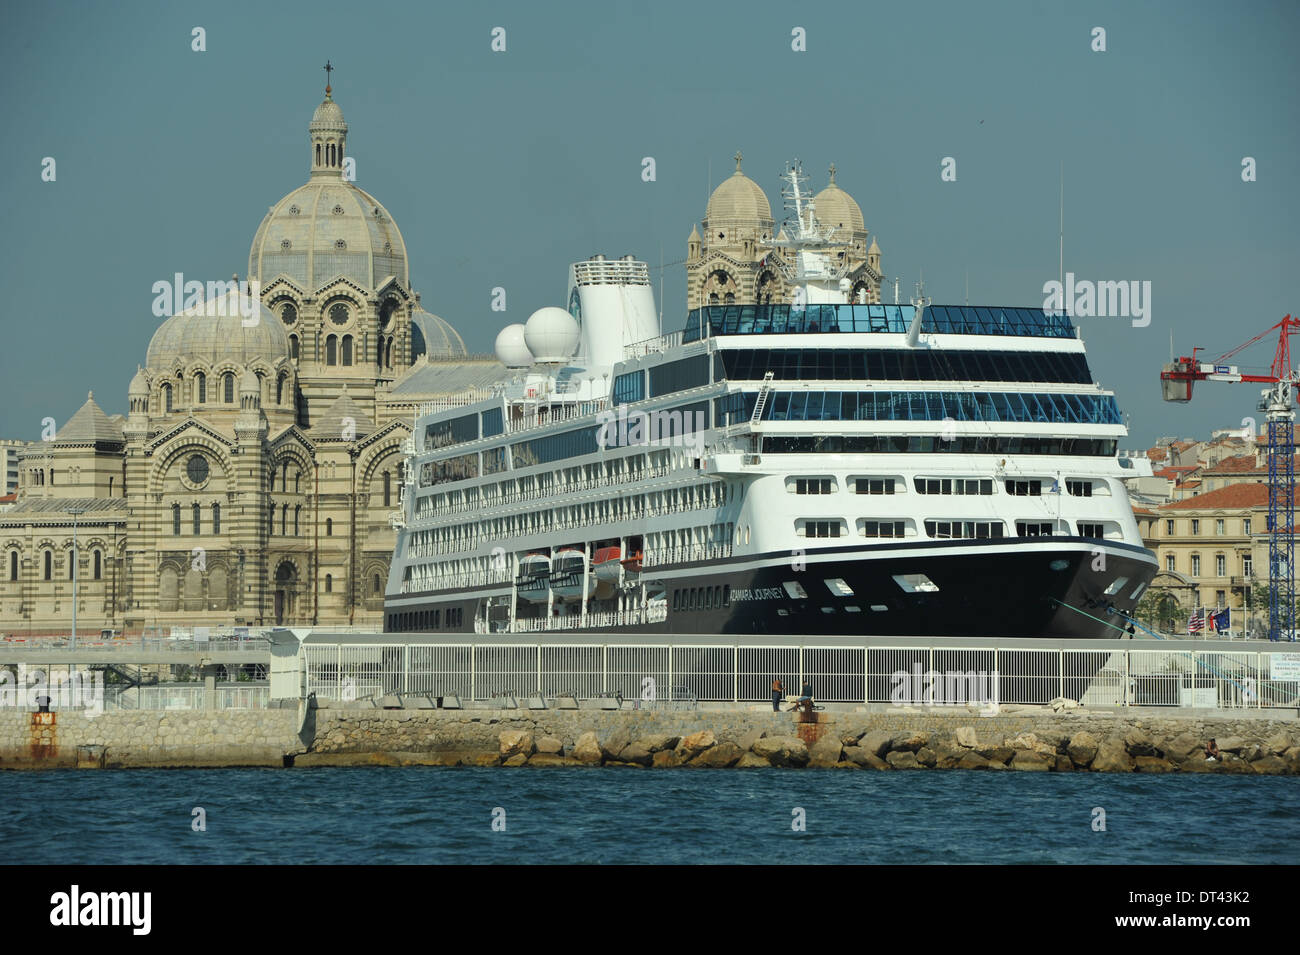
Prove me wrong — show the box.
[297,708,1300,774]
[3,706,1300,773]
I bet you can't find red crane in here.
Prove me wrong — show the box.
[1159,314,1299,641]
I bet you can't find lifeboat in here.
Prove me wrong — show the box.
[515,554,551,603]
[592,546,622,583]
[620,549,644,574]
[550,549,596,600]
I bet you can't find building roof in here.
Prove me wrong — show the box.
[313,388,373,440]
[145,288,287,371]
[4,497,128,515]
[411,307,467,361]
[1146,447,1168,462]
[389,356,512,397]
[704,152,773,225]
[1203,453,1265,474]
[813,164,865,236]
[57,392,125,444]
[1159,483,1287,510]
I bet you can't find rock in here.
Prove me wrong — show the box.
[498,729,534,758]
[930,743,967,769]
[1216,736,1247,753]
[736,752,771,768]
[809,734,844,767]
[861,753,891,770]
[886,750,921,770]
[955,727,979,749]
[859,731,894,758]
[957,752,993,770]
[676,729,716,760]
[467,752,501,767]
[1250,755,1289,775]
[1240,744,1263,763]
[535,735,564,755]
[1124,727,1157,758]
[502,753,529,767]
[979,746,1015,765]
[1284,747,1300,773]
[600,726,634,761]
[605,761,647,769]
[1163,733,1202,762]
[1133,756,1175,773]
[652,750,681,768]
[1054,755,1074,772]
[1010,751,1053,771]
[915,746,939,768]
[527,754,574,767]
[739,729,767,752]
[1265,733,1293,755]
[890,732,930,753]
[1067,731,1100,767]
[619,742,654,766]
[638,733,681,753]
[1091,738,1134,773]
[688,742,743,768]
[751,736,810,767]
[572,731,603,764]
[1048,696,1081,712]
[842,745,873,767]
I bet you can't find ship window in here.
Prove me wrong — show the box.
[722,584,730,606]
[482,407,504,438]
[1078,522,1105,539]
[792,478,833,494]
[859,520,905,538]
[783,581,808,599]
[855,477,896,495]
[1067,479,1093,497]
[893,573,940,593]
[648,354,710,398]
[825,578,854,597]
[613,370,646,405]
[672,590,680,611]
[1016,521,1055,537]
[802,520,842,538]
[1129,582,1147,600]
[1006,480,1042,496]
[1103,576,1129,596]
[925,520,1005,539]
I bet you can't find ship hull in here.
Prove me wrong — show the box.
[386,538,1157,640]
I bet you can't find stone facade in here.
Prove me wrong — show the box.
[0,84,496,635]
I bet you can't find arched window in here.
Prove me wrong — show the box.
[162,383,173,413]
[282,462,289,489]
[223,373,235,403]
[8,551,17,581]
[326,336,338,366]
[49,470,54,485]
[172,503,181,536]
[93,550,101,580]
[325,574,333,593]
[192,503,201,535]
[267,504,274,536]
[289,335,300,360]
[342,335,353,366]
[68,549,75,579]
[385,337,393,368]
[315,143,321,165]
[269,469,275,493]
[276,375,285,404]
[212,503,220,535]
[373,574,381,594]
[196,372,206,403]
[294,472,300,493]
[294,505,300,536]
[383,471,391,507]
[281,504,287,536]
[43,551,51,580]
[326,518,333,537]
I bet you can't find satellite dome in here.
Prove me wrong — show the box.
[523,307,581,363]
[494,324,533,368]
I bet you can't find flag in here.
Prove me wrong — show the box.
[1212,607,1230,632]
[1188,609,1204,634]
[1048,479,1061,494]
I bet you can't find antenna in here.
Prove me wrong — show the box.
[893,276,900,304]
[1059,161,1064,298]
[965,269,969,306]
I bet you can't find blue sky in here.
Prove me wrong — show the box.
[2,0,1297,446]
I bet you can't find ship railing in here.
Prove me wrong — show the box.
[624,329,685,359]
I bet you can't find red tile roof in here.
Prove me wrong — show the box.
[1203,454,1265,474]
[1159,483,1297,510]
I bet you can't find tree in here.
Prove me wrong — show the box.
[1135,588,1183,635]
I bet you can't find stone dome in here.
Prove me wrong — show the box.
[248,92,408,292]
[814,165,865,236]
[146,288,289,370]
[705,152,772,225]
[411,307,467,361]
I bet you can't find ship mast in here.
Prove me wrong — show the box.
[760,160,850,305]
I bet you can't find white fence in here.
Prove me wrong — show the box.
[299,643,1300,710]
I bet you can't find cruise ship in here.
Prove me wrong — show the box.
[384,163,1157,639]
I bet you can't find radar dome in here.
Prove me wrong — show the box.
[494,324,533,368]
[523,307,581,363]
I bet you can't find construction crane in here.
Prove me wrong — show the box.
[1160,314,1299,641]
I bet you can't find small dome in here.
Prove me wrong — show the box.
[523,308,580,363]
[705,152,772,225]
[814,165,865,236]
[128,365,148,397]
[311,94,347,133]
[494,324,533,368]
[314,388,373,440]
[146,287,288,370]
[412,307,467,361]
[58,392,124,445]
[239,368,261,395]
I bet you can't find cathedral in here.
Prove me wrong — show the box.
[0,82,503,634]
[0,85,884,636]
[687,153,882,308]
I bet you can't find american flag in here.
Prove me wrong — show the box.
[1188,609,1205,634]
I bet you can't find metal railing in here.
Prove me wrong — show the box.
[298,642,1300,710]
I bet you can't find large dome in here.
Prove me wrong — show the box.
[814,165,865,236]
[705,152,773,225]
[146,288,289,370]
[411,307,468,361]
[247,93,408,292]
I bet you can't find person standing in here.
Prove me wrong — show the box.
[770,677,784,712]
